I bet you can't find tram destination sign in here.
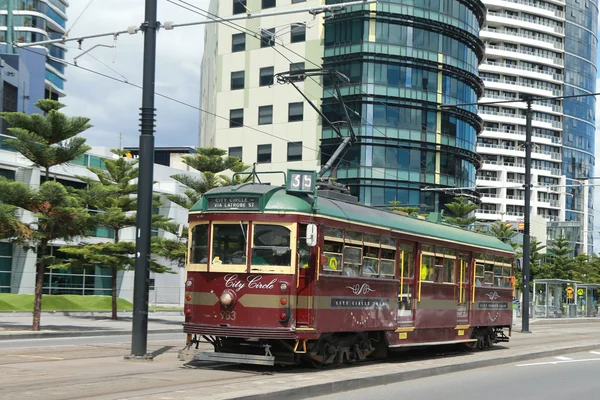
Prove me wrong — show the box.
[207,196,259,211]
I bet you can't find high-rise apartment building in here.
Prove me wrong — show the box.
[475,0,597,254]
[0,0,69,99]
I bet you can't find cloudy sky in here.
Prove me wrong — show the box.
[63,0,210,149]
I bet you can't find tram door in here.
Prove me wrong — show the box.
[296,224,315,327]
[398,243,416,328]
[457,253,471,325]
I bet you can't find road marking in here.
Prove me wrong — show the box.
[590,351,600,356]
[517,358,600,367]
[6,354,64,360]
[554,356,572,361]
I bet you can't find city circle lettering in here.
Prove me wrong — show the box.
[224,274,277,292]
[209,197,257,210]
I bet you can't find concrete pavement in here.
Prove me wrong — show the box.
[0,318,599,399]
[0,311,184,339]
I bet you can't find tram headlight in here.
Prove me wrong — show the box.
[185,280,193,287]
[280,283,288,291]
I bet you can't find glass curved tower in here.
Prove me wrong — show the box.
[562,0,597,254]
[0,0,69,99]
[320,0,486,211]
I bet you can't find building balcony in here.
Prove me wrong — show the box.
[478,108,562,130]
[475,209,503,220]
[479,127,562,146]
[485,45,563,67]
[486,11,565,35]
[479,61,563,84]
[480,28,563,50]
[480,77,561,98]
[483,0,565,20]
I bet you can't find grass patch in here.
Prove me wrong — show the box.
[0,294,133,312]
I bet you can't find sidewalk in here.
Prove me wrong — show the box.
[1,312,597,340]
[0,311,184,339]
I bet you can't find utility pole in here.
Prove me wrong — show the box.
[521,94,533,333]
[7,0,14,54]
[127,0,158,360]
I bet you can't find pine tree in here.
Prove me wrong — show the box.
[167,148,249,209]
[1,99,91,180]
[58,149,171,320]
[444,197,477,227]
[0,100,93,331]
[0,179,94,330]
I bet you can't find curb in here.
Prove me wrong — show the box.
[0,328,183,340]
[0,311,184,317]
[230,343,600,400]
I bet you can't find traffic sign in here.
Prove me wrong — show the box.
[577,289,584,296]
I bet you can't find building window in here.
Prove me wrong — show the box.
[287,142,302,162]
[230,109,244,128]
[230,70,245,90]
[257,144,272,163]
[232,33,246,52]
[258,105,273,125]
[261,28,276,47]
[259,66,274,86]
[288,102,303,122]
[229,146,243,159]
[290,62,305,72]
[233,0,247,14]
[0,242,12,293]
[290,23,306,43]
[262,0,276,9]
[292,0,306,3]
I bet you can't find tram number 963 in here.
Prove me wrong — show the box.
[220,310,237,320]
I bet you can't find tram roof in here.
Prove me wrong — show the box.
[193,184,515,254]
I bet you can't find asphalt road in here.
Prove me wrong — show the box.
[0,332,179,349]
[312,349,600,400]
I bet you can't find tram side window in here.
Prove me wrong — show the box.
[421,254,435,281]
[212,223,248,265]
[252,224,292,266]
[379,247,396,279]
[190,224,209,263]
[343,246,362,276]
[475,262,485,286]
[323,240,343,274]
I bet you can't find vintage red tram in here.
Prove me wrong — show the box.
[182,171,515,366]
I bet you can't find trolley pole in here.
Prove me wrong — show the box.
[128,0,158,360]
[521,95,533,333]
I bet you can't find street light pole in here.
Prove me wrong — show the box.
[128,0,158,360]
[521,95,533,333]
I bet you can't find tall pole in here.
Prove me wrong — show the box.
[7,0,14,54]
[521,96,533,333]
[128,0,158,359]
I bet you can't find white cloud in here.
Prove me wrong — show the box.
[61,0,211,148]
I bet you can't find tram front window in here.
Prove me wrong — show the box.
[212,223,248,265]
[252,225,292,266]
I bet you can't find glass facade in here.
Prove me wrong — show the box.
[0,0,68,96]
[562,0,598,254]
[321,0,485,210]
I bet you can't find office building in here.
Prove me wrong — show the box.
[0,0,69,99]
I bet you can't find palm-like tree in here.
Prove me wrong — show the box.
[167,148,249,209]
[1,99,92,180]
[0,203,31,241]
[444,197,477,227]
[60,149,170,319]
[0,179,93,330]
